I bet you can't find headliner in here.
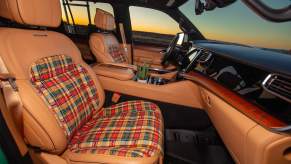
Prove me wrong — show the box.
[73,0,188,9]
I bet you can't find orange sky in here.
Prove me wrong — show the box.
[62,1,291,50]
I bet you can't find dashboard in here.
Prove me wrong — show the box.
[182,40,291,132]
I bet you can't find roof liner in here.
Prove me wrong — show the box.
[75,0,188,8]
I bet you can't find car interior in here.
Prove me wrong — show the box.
[0,0,291,164]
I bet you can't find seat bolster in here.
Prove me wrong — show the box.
[89,33,115,63]
[62,150,162,164]
[18,80,67,154]
[80,63,105,109]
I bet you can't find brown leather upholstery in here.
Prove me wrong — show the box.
[94,8,115,31]
[89,33,128,63]
[0,28,105,154]
[92,64,135,81]
[90,9,129,64]
[0,0,61,27]
[0,0,163,163]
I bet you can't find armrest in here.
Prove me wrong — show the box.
[97,63,137,71]
[92,64,134,81]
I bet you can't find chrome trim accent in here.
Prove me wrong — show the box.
[271,125,291,134]
[197,51,213,64]
[185,49,203,72]
[262,73,291,103]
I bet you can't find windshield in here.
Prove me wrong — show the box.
[179,0,291,51]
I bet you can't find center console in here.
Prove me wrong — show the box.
[92,63,177,85]
[91,63,203,108]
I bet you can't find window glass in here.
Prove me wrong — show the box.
[130,6,180,35]
[129,6,181,45]
[179,0,291,51]
[61,1,88,25]
[70,6,90,25]
[61,1,114,25]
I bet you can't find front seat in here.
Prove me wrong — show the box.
[0,0,163,163]
[89,8,129,64]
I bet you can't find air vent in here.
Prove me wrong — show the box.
[262,74,291,103]
[197,50,212,63]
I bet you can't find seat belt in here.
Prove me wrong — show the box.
[118,23,131,63]
[0,56,28,156]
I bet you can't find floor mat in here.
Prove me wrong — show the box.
[164,129,234,164]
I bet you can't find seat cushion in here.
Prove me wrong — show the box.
[30,55,100,139]
[68,100,163,158]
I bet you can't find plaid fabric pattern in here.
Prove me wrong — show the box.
[30,55,100,139]
[108,46,128,63]
[69,100,163,157]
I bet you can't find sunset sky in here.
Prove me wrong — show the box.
[62,0,291,50]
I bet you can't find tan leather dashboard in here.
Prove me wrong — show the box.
[200,88,291,164]
[181,71,291,164]
[181,72,285,129]
[94,67,291,164]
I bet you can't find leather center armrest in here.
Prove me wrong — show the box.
[92,64,135,81]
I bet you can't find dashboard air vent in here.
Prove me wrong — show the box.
[262,74,291,103]
[197,50,212,63]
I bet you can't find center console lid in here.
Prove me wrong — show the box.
[92,64,135,81]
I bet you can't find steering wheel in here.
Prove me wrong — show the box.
[161,35,179,66]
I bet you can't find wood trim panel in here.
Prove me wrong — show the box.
[181,71,286,129]
[133,45,164,53]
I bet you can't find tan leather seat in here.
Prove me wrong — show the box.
[89,9,129,64]
[0,0,163,163]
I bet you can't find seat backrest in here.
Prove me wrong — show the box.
[0,0,105,154]
[89,8,128,64]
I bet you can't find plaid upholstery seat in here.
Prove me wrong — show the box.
[69,100,163,157]
[31,55,100,139]
[30,55,163,158]
[108,45,128,63]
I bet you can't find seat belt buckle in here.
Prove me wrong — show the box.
[0,74,18,91]
[8,78,18,91]
[112,92,121,103]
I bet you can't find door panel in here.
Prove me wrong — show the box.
[133,45,164,68]
[129,6,181,68]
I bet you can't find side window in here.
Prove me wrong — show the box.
[129,6,181,46]
[61,1,114,35]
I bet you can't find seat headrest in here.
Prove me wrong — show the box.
[0,0,61,27]
[94,8,115,31]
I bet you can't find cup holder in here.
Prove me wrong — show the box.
[135,76,169,85]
